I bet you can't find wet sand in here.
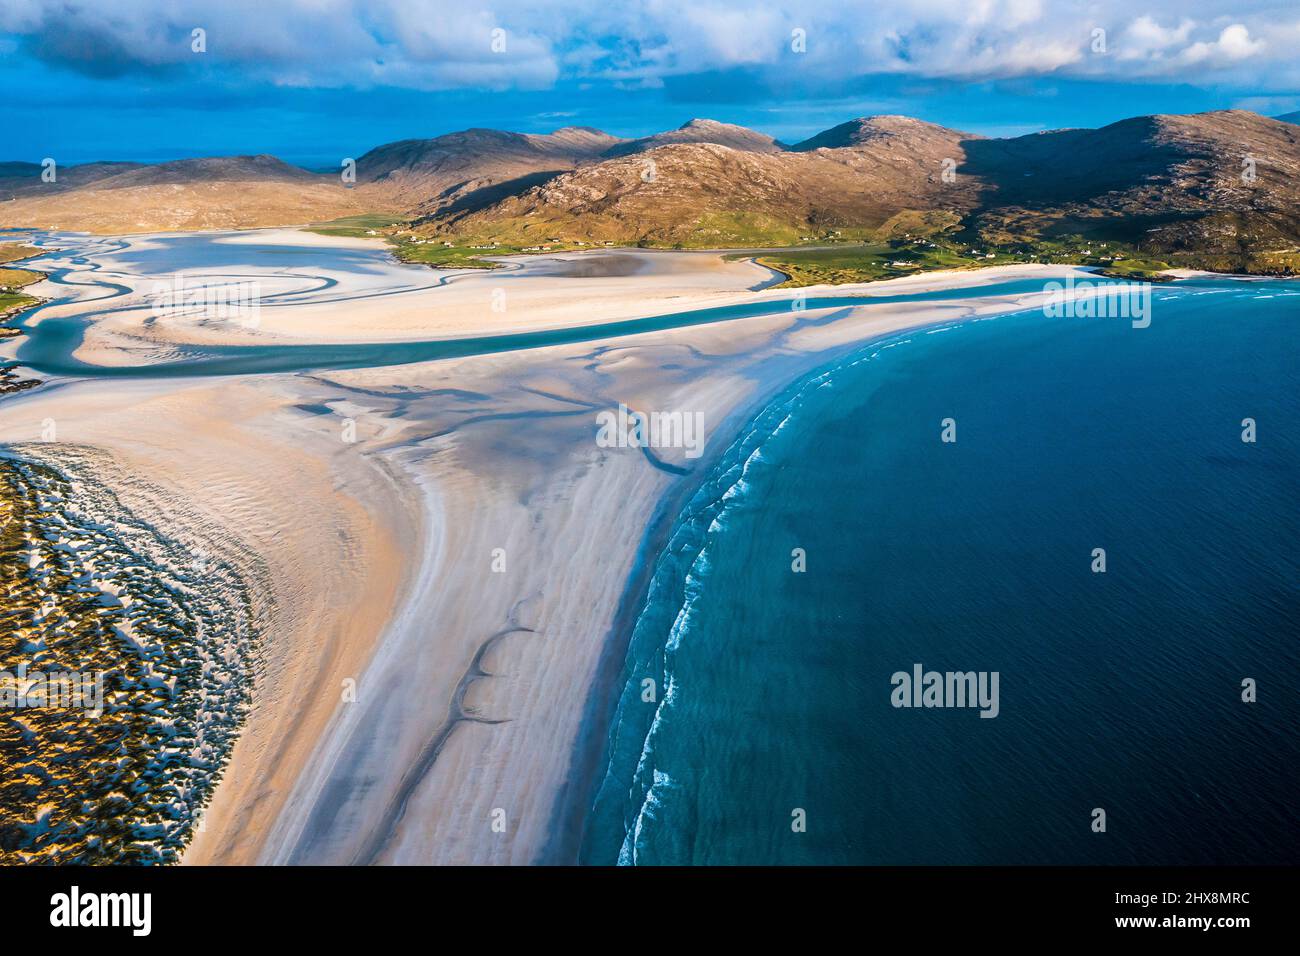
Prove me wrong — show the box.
[0,229,1092,863]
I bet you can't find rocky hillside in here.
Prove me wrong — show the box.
[353,126,623,218]
[965,110,1300,272]
[424,111,1300,271]
[0,128,623,233]
[789,115,968,152]
[0,155,363,233]
[0,161,146,197]
[427,116,978,247]
[602,118,785,157]
[2,112,1298,273]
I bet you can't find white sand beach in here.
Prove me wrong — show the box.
[0,229,1095,864]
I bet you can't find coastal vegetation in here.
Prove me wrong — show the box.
[0,242,43,265]
[301,213,403,238]
[0,456,258,863]
[0,293,39,324]
[739,235,1182,288]
[390,238,532,269]
[307,214,587,270]
[0,243,45,324]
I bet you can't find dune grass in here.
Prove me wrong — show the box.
[391,240,518,269]
[0,267,44,290]
[0,243,42,265]
[302,213,405,239]
[740,241,1020,287]
[0,246,46,321]
[735,235,1180,288]
[0,292,39,319]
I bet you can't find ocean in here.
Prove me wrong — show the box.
[581,277,1300,865]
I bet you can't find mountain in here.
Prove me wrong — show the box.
[0,156,362,233]
[87,155,319,188]
[421,115,979,246]
[0,161,146,198]
[962,110,1300,271]
[602,119,784,157]
[0,127,624,233]
[0,162,41,181]
[789,115,967,152]
[424,110,1300,272]
[2,111,1298,274]
[353,126,623,217]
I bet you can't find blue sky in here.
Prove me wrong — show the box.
[3,0,1298,166]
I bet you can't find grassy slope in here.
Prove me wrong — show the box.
[302,213,1259,288]
[742,236,1181,288]
[0,267,45,289]
[0,293,39,318]
[391,240,523,269]
[0,244,42,265]
[300,213,404,238]
[0,244,45,321]
[303,214,593,270]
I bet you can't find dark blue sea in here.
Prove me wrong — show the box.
[581,277,1300,865]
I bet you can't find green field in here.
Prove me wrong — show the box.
[393,235,606,269]
[734,236,1179,288]
[389,239,520,269]
[301,213,405,239]
[739,241,1021,287]
[0,246,44,321]
[0,292,39,321]
[0,267,44,290]
[299,214,1283,284]
[0,243,41,265]
[302,215,551,269]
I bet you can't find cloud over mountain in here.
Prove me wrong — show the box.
[2,0,1296,89]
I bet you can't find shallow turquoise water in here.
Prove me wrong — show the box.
[581,279,1300,865]
[11,234,1072,378]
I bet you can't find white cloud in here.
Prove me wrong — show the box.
[1116,15,1196,60]
[1179,24,1265,66]
[0,0,1293,90]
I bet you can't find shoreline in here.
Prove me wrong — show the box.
[0,373,415,865]
[535,360,778,862]
[33,247,1097,368]
[544,295,1058,862]
[229,278,1078,864]
[1,239,50,393]
[565,277,1300,866]
[538,322,891,861]
[0,228,1258,864]
[9,228,1260,384]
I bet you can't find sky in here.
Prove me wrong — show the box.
[3,0,1299,166]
